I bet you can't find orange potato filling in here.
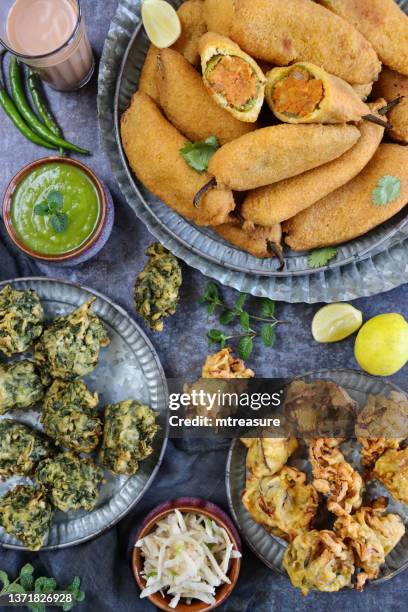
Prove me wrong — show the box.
[272,69,324,117]
[207,55,258,109]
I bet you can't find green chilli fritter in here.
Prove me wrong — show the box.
[0,485,52,550]
[0,420,53,478]
[0,360,45,414]
[0,285,44,357]
[34,298,110,383]
[99,400,158,475]
[35,452,104,513]
[41,380,102,453]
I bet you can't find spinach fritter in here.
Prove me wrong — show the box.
[99,400,158,475]
[0,485,52,550]
[34,298,110,383]
[0,285,44,357]
[41,380,102,453]
[35,452,104,513]
[0,420,53,478]
[0,360,45,414]
[134,243,182,332]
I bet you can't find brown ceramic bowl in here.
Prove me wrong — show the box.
[2,156,112,264]
[132,498,242,612]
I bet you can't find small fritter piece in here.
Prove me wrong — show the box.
[134,242,182,332]
[0,420,53,478]
[334,497,405,591]
[34,298,109,383]
[202,348,254,379]
[283,530,355,596]
[0,360,45,414]
[207,124,360,191]
[241,437,298,478]
[310,438,363,516]
[200,33,266,123]
[172,0,207,66]
[0,285,44,357]
[99,400,158,475]
[203,0,380,84]
[318,0,408,77]
[214,219,283,259]
[284,144,408,251]
[41,380,102,454]
[356,392,408,470]
[373,447,408,505]
[121,92,235,226]
[139,45,159,103]
[0,485,52,551]
[35,452,103,513]
[243,467,318,541]
[242,101,384,226]
[373,68,408,144]
[156,48,255,144]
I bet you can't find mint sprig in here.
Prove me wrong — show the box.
[34,190,69,234]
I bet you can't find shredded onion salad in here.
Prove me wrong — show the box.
[136,510,241,608]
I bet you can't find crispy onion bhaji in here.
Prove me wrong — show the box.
[139,45,159,103]
[242,101,385,226]
[41,380,102,454]
[99,400,158,476]
[34,298,109,384]
[0,285,44,357]
[214,219,283,260]
[172,0,207,66]
[0,485,52,551]
[334,497,405,590]
[156,48,255,144]
[199,32,266,123]
[241,437,298,479]
[318,0,408,77]
[373,447,408,505]
[203,0,380,84]
[0,420,53,479]
[120,92,235,226]
[243,467,318,540]
[134,243,182,332]
[202,348,254,379]
[35,452,103,513]
[0,360,45,414]
[284,144,408,251]
[283,530,355,595]
[373,68,408,144]
[310,438,363,516]
[207,123,360,191]
[356,392,408,471]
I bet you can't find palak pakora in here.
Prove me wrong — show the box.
[0,360,45,414]
[0,285,44,357]
[0,420,53,478]
[373,447,408,505]
[0,485,52,551]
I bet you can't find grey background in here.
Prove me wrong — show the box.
[0,1,407,610]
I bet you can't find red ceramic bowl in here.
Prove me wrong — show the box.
[132,498,242,612]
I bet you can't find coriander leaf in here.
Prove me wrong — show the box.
[308,247,337,269]
[47,190,63,209]
[372,175,401,206]
[34,202,50,216]
[235,293,247,311]
[238,336,253,361]
[259,298,275,318]
[261,323,276,348]
[180,136,220,172]
[34,576,57,593]
[51,211,69,233]
[0,570,9,590]
[240,311,250,331]
[220,309,236,325]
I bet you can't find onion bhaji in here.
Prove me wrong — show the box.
[0,420,53,479]
[0,360,45,414]
[0,285,44,357]
[241,437,298,478]
[373,447,408,506]
[202,348,254,379]
[0,485,52,551]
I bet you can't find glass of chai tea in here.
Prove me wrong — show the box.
[0,0,94,91]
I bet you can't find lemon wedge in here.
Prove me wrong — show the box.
[312,303,363,343]
[141,0,181,48]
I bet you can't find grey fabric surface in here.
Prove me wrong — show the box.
[0,1,408,611]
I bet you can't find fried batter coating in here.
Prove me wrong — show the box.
[243,467,318,541]
[139,46,159,103]
[284,144,408,251]
[373,68,408,144]
[283,530,355,595]
[121,92,235,226]
[214,219,282,259]
[0,285,44,357]
[172,0,207,66]
[203,0,380,84]
[374,447,408,505]
[208,123,360,191]
[156,48,255,144]
[318,0,408,77]
[241,437,298,478]
[352,83,374,101]
[242,101,385,226]
[202,347,254,378]
[309,438,363,516]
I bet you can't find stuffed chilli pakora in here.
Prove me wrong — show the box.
[0,360,45,414]
[172,0,207,66]
[0,485,52,551]
[0,285,44,357]
[241,437,298,478]
[214,219,283,260]
[139,45,160,103]
[0,420,53,478]
[373,447,408,505]
[373,68,408,144]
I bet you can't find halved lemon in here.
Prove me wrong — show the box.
[141,0,181,48]
[312,303,363,343]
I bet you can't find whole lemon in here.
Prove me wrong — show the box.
[355,313,408,376]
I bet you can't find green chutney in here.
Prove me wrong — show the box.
[11,163,100,255]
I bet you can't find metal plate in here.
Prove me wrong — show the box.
[225,369,408,586]
[0,278,169,551]
[98,0,408,302]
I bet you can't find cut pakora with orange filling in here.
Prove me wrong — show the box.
[172,0,207,66]
[283,530,355,595]
[199,32,266,123]
[373,447,408,505]
[241,437,298,478]
[373,68,408,144]
[242,466,318,541]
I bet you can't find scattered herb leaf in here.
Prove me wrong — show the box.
[235,293,247,311]
[220,310,236,325]
[238,335,253,360]
[308,247,338,269]
[33,190,69,234]
[372,175,401,206]
[180,136,220,172]
[261,323,276,348]
[240,311,251,332]
[260,298,275,318]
